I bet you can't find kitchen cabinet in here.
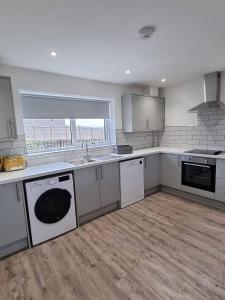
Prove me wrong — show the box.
[99,163,120,207]
[74,162,120,217]
[0,76,17,140]
[144,154,160,191]
[74,166,101,216]
[160,154,181,190]
[0,182,27,256]
[121,94,165,132]
[215,160,225,202]
[148,97,165,131]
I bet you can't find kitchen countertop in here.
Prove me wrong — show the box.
[1,147,225,185]
[0,162,75,185]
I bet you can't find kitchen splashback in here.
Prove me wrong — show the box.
[0,133,26,156]
[2,108,225,167]
[158,108,225,150]
[0,129,157,167]
[116,129,156,150]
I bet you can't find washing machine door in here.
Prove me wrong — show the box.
[34,188,71,224]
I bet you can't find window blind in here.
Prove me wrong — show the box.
[21,95,110,119]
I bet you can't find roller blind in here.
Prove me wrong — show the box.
[21,95,110,119]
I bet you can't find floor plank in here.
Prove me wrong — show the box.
[1,192,225,299]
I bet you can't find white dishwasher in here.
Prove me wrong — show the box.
[120,157,144,208]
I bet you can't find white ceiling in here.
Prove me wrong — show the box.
[1,0,225,87]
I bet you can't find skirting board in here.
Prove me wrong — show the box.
[145,186,160,197]
[79,202,119,225]
[161,186,225,211]
[0,238,28,260]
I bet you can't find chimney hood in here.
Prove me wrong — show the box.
[189,72,225,112]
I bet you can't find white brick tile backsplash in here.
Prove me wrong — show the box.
[158,108,225,150]
[1,108,225,166]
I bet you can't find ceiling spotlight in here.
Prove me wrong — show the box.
[138,26,155,40]
[125,70,131,74]
[50,51,57,56]
[161,78,166,82]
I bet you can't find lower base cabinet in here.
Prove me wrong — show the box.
[215,160,225,202]
[74,162,120,217]
[144,154,160,191]
[160,154,181,190]
[0,182,28,257]
[99,162,120,207]
[74,166,101,216]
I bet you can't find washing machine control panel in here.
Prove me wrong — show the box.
[26,174,72,192]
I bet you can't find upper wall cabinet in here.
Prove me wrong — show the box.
[0,76,17,140]
[121,94,165,132]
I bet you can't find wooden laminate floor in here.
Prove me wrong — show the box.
[1,192,225,300]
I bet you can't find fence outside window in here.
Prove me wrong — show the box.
[23,119,107,152]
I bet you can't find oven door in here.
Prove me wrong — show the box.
[182,162,216,192]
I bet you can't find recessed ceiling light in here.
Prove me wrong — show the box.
[125,70,131,74]
[50,51,57,57]
[161,78,166,82]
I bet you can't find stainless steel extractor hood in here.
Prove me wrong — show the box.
[189,72,225,112]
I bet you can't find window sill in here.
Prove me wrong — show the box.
[26,144,112,157]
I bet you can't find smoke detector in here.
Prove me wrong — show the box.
[138,26,155,40]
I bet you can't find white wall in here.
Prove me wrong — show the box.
[164,77,203,126]
[0,64,144,134]
[164,72,225,126]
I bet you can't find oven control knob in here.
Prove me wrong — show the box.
[204,159,208,164]
[188,157,191,161]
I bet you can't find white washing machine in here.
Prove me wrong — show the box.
[24,172,77,246]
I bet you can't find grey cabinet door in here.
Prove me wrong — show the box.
[132,95,149,131]
[144,154,160,190]
[74,166,101,216]
[0,77,17,140]
[99,162,120,207]
[0,183,27,248]
[148,97,165,131]
[215,160,225,202]
[160,154,181,190]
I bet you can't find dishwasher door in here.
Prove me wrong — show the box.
[120,157,144,208]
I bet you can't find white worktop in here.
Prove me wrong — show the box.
[1,147,225,185]
[0,162,75,185]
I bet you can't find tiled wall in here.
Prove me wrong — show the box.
[116,129,158,150]
[0,134,26,156]
[0,132,114,166]
[0,128,157,167]
[26,146,114,166]
[2,108,225,167]
[158,108,225,150]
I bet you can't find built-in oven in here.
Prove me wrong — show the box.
[181,156,216,193]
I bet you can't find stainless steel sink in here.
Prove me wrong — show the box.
[69,154,123,165]
[70,158,98,165]
[95,154,124,161]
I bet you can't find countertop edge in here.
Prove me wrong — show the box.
[1,147,225,185]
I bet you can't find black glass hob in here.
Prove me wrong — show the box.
[185,149,222,155]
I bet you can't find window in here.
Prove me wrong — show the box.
[23,118,108,152]
[21,93,112,153]
[75,119,106,143]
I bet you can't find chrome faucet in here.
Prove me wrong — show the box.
[81,140,90,160]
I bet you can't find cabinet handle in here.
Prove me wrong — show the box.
[178,156,181,167]
[8,119,17,138]
[11,120,17,137]
[144,157,147,168]
[100,166,103,180]
[8,119,13,137]
[16,183,21,202]
[95,167,99,181]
